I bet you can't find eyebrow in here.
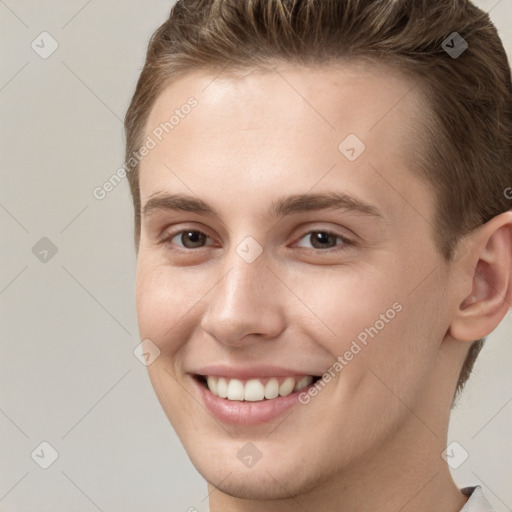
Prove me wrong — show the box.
[142,191,384,220]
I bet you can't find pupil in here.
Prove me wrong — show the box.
[312,232,335,248]
[183,231,205,248]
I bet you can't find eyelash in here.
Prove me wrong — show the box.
[159,228,356,254]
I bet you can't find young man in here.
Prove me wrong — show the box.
[124,1,512,510]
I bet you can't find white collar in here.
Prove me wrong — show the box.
[460,486,495,512]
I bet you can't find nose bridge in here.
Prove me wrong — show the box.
[201,245,285,345]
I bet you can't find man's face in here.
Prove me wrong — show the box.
[136,63,456,498]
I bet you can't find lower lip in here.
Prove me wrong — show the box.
[191,376,313,425]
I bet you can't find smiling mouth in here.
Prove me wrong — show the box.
[194,374,321,401]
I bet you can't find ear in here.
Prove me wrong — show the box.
[449,211,512,342]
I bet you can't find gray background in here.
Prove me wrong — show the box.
[0,1,511,511]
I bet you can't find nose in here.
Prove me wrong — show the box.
[200,249,287,347]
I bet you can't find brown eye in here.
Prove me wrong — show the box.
[309,232,338,249]
[296,230,353,251]
[168,230,211,249]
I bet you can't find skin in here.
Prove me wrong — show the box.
[134,61,512,512]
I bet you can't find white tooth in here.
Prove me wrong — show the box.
[294,376,313,391]
[244,379,265,401]
[279,377,295,397]
[206,376,218,396]
[217,377,228,398]
[264,378,279,399]
[226,378,245,400]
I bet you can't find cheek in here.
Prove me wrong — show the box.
[289,267,404,349]
[136,268,172,339]
[135,259,204,341]
[135,261,205,423]
[296,266,436,399]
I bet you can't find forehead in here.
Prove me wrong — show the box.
[145,61,422,143]
[140,61,433,227]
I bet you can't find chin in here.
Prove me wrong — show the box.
[185,439,329,501]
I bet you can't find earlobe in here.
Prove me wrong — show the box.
[449,212,512,342]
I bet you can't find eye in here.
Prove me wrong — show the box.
[160,228,354,253]
[294,230,354,251]
[164,229,214,249]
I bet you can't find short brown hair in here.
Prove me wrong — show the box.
[124,0,512,396]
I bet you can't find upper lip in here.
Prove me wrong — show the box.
[191,365,322,380]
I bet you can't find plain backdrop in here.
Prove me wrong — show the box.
[0,1,511,511]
